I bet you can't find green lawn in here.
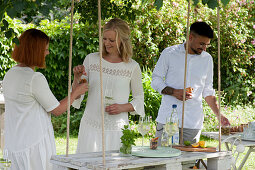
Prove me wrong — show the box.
[55,136,78,155]
[55,135,255,169]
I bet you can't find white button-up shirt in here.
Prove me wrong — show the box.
[151,43,215,129]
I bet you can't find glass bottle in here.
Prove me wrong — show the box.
[171,104,179,145]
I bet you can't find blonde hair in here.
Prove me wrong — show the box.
[102,18,132,62]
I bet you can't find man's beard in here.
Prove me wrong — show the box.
[191,47,203,55]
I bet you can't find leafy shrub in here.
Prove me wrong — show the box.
[52,111,82,136]
[1,1,254,105]
[142,67,161,120]
[0,16,19,78]
[130,0,255,105]
[207,1,255,105]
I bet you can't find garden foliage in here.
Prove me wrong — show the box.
[130,0,255,105]
[0,0,254,135]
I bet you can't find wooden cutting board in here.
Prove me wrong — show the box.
[172,145,217,152]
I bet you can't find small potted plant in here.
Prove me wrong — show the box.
[120,125,136,156]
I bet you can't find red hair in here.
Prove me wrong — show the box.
[12,29,49,68]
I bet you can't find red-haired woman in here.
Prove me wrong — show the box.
[3,29,88,170]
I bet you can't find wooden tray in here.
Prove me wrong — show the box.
[172,145,216,152]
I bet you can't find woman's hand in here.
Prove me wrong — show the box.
[105,104,124,115]
[73,82,89,99]
[72,65,87,97]
[73,65,86,82]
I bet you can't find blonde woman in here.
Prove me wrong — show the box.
[72,18,145,153]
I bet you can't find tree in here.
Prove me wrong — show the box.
[0,0,71,43]
[0,0,232,34]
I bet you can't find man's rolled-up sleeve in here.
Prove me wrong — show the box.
[202,56,215,98]
[151,49,169,94]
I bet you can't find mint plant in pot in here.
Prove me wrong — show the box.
[120,125,136,156]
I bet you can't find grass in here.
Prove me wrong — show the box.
[55,135,255,169]
[55,136,78,155]
[203,103,255,132]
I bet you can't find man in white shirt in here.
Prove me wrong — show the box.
[151,22,230,145]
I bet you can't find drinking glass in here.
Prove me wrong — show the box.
[164,117,178,147]
[0,149,11,170]
[144,116,151,137]
[104,89,114,107]
[137,116,150,146]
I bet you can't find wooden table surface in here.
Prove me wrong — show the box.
[51,149,232,170]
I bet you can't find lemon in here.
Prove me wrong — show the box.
[191,142,199,148]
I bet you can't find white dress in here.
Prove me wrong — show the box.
[73,52,145,153]
[3,66,60,170]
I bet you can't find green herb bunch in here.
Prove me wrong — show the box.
[120,125,136,154]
